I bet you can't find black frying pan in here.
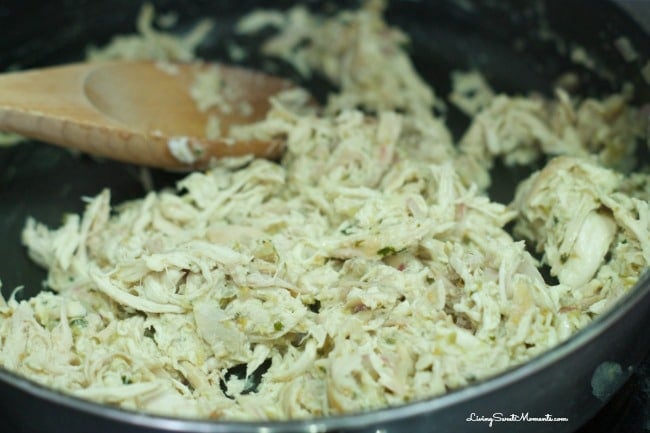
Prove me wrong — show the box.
[0,1,649,432]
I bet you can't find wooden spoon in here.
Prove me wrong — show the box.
[0,61,295,170]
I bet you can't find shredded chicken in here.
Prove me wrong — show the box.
[449,69,495,116]
[460,89,644,178]
[238,0,441,117]
[513,156,648,313]
[0,0,647,422]
[86,3,213,62]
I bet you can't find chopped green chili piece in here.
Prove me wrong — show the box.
[377,246,397,257]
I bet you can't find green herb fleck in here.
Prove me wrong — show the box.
[121,376,132,385]
[144,325,156,339]
[560,253,569,263]
[273,321,284,331]
[69,318,87,328]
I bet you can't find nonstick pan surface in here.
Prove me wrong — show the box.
[0,1,649,432]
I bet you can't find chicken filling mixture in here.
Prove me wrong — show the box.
[1,0,648,420]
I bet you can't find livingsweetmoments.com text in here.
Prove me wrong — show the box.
[466,412,569,428]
